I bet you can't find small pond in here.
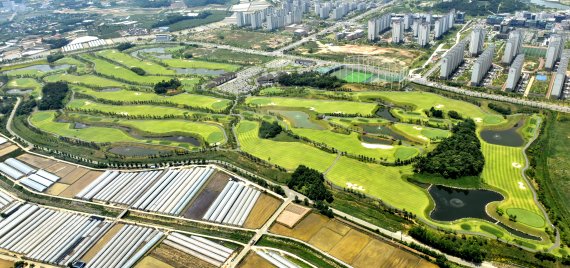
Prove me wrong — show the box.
[361,135,393,145]
[6,89,32,95]
[108,146,168,156]
[375,107,399,122]
[362,125,409,141]
[272,110,324,130]
[429,185,504,222]
[173,68,226,76]
[12,64,71,72]
[100,88,122,92]
[158,135,201,146]
[131,47,167,58]
[480,121,524,147]
[74,123,88,129]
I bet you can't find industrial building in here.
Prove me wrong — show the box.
[506,54,525,91]
[440,41,467,79]
[502,30,523,65]
[471,44,495,86]
[417,22,430,47]
[545,34,564,71]
[469,26,486,56]
[551,50,570,99]
[392,17,404,43]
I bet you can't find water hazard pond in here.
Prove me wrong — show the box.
[480,122,524,147]
[429,185,504,222]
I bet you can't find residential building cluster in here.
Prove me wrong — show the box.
[440,40,467,79]
[469,26,486,56]
[545,34,565,71]
[470,44,495,86]
[506,54,525,91]
[502,30,523,65]
[551,50,570,99]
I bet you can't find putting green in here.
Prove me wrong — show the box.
[246,97,378,116]
[237,120,336,171]
[506,208,546,228]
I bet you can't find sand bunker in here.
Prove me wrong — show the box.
[474,117,483,123]
[417,135,429,141]
[512,162,522,168]
[413,126,423,130]
[435,104,444,109]
[361,142,394,149]
[518,181,527,190]
[309,107,315,111]
[346,182,365,191]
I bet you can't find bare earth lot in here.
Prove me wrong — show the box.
[183,170,230,219]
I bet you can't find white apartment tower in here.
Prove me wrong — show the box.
[469,26,486,56]
[506,54,525,91]
[471,44,495,86]
[502,30,523,65]
[418,22,430,47]
[392,17,404,43]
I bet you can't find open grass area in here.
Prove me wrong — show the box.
[43,73,130,88]
[291,128,419,162]
[236,120,336,171]
[161,58,241,72]
[353,91,505,125]
[246,97,378,116]
[55,57,89,73]
[343,71,373,83]
[80,54,174,85]
[66,99,200,117]
[5,78,42,97]
[392,123,450,143]
[97,49,176,75]
[326,157,428,216]
[74,86,231,111]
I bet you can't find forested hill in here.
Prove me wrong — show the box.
[429,0,529,16]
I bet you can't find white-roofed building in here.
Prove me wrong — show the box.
[61,36,107,53]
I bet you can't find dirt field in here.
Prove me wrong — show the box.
[17,153,58,169]
[189,29,291,51]
[238,251,276,268]
[59,170,103,198]
[0,144,18,157]
[0,258,14,268]
[46,162,77,178]
[270,214,436,268]
[276,203,311,228]
[183,171,230,219]
[150,243,215,268]
[135,256,173,268]
[243,194,282,229]
[81,223,124,263]
[46,182,70,195]
[60,167,90,184]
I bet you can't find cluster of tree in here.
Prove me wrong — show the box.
[135,0,171,8]
[42,38,69,49]
[488,103,512,115]
[38,82,69,110]
[152,12,212,28]
[16,99,36,115]
[47,53,64,63]
[184,0,228,7]
[448,110,462,120]
[277,71,345,89]
[431,0,527,16]
[428,107,444,118]
[0,98,13,115]
[409,226,487,263]
[130,67,146,76]
[288,165,333,203]
[154,78,181,94]
[258,121,282,139]
[414,119,484,179]
[116,42,135,51]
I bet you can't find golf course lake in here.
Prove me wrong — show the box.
[361,135,393,145]
[375,107,399,122]
[429,185,504,222]
[480,122,524,147]
[362,124,409,141]
[6,89,32,95]
[10,64,71,72]
[271,110,325,129]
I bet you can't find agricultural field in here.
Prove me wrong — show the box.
[246,97,378,116]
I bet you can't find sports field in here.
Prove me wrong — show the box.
[291,128,419,162]
[74,86,231,111]
[237,120,337,171]
[97,50,176,75]
[246,97,378,116]
[43,74,129,88]
[66,99,200,117]
[161,59,241,72]
[343,71,372,83]
[354,91,505,125]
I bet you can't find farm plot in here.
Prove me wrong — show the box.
[326,157,429,217]
[239,251,275,268]
[97,50,176,75]
[354,91,505,125]
[162,232,234,267]
[256,250,300,268]
[243,194,282,229]
[480,142,546,228]
[202,180,262,227]
[0,156,68,193]
[73,86,231,111]
[66,99,200,117]
[270,213,435,268]
[246,97,378,116]
[183,171,230,219]
[43,73,130,88]
[392,123,450,143]
[147,243,215,268]
[162,59,241,72]
[0,204,112,267]
[291,128,419,162]
[86,224,164,268]
[237,120,337,172]
[0,142,18,157]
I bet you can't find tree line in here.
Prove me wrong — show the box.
[277,71,345,89]
[288,165,334,203]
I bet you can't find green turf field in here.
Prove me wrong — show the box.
[343,71,373,83]
[66,99,200,117]
[246,97,378,116]
[236,120,337,171]
[161,58,241,72]
[116,119,226,145]
[97,50,176,75]
[80,54,174,85]
[5,78,42,97]
[44,74,129,88]
[74,86,231,111]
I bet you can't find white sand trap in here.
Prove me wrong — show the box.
[518,182,526,190]
[435,104,444,109]
[417,135,429,140]
[119,112,129,116]
[413,126,423,130]
[512,162,522,168]
[334,111,344,114]
[84,101,92,105]
[134,93,141,96]
[268,102,277,105]
[361,142,394,149]
[346,182,365,191]
[309,107,315,111]
[114,66,120,69]
[474,117,483,123]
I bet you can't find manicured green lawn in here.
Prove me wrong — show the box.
[67,99,199,117]
[246,97,378,116]
[236,120,337,171]
[259,87,285,95]
[392,123,450,143]
[111,119,226,145]
[161,58,241,72]
[291,128,419,162]
[73,86,231,111]
[343,71,372,83]
[44,74,129,88]
[5,78,42,97]
[326,157,429,216]
[54,57,89,73]
[80,54,174,85]
[97,49,176,75]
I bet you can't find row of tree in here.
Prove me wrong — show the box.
[409,226,488,263]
